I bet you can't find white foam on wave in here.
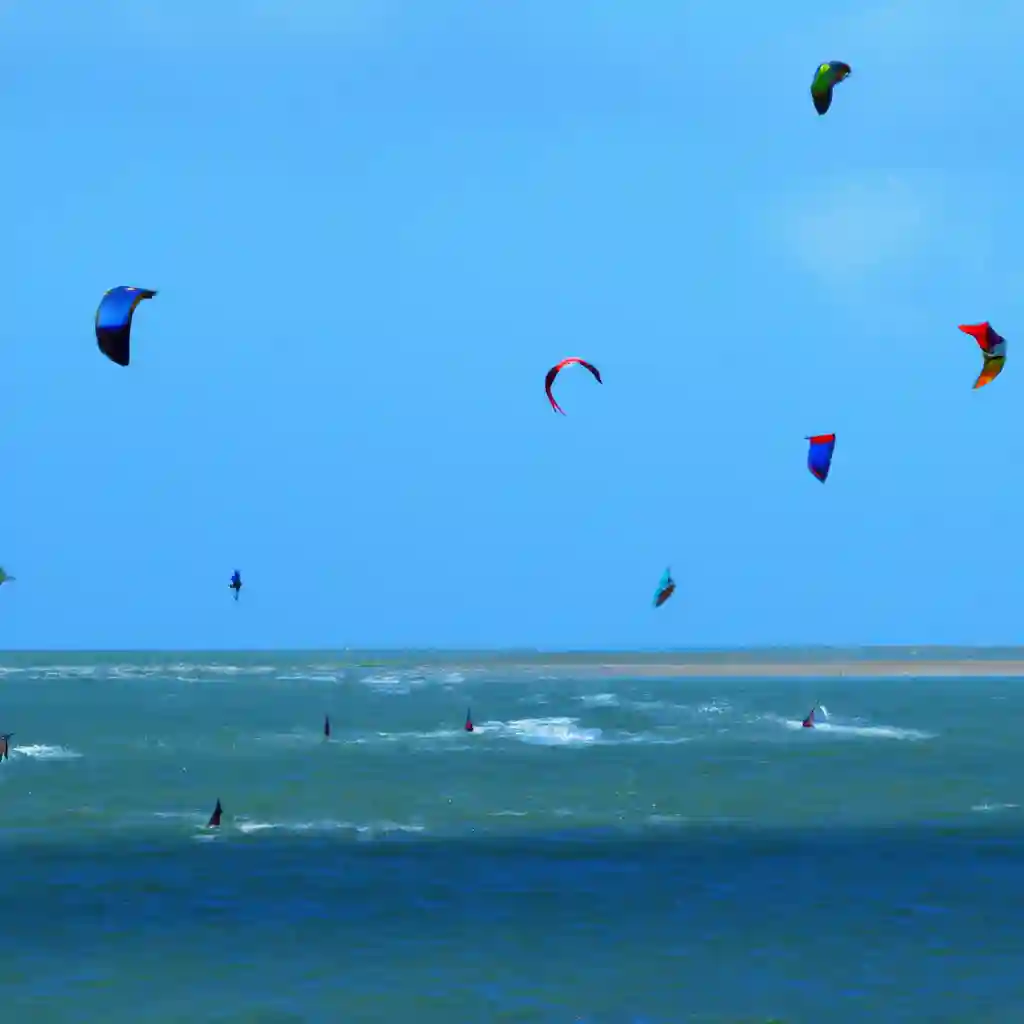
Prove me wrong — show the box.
[105,662,280,683]
[263,723,691,749]
[350,728,463,746]
[358,672,427,694]
[577,693,620,708]
[131,662,281,682]
[972,802,1019,814]
[1,661,349,683]
[173,663,276,677]
[476,717,602,746]
[255,719,697,751]
[621,731,693,746]
[364,722,691,749]
[697,701,730,716]
[254,727,460,750]
[356,667,476,693]
[777,716,933,741]
[259,726,476,748]
[13,743,82,760]
[233,818,424,838]
[2,664,100,681]
[275,673,342,683]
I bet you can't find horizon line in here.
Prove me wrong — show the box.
[2,644,1024,657]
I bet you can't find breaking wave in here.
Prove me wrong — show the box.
[475,717,602,746]
[13,744,82,760]
[775,715,933,741]
[230,818,424,839]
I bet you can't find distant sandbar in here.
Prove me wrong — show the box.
[580,660,1024,679]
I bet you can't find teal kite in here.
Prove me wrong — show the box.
[653,568,675,608]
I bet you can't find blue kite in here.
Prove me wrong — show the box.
[95,286,157,366]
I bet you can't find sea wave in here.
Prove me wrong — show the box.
[357,672,428,694]
[231,818,424,839]
[576,693,620,708]
[13,744,82,760]
[476,717,602,746]
[774,715,933,741]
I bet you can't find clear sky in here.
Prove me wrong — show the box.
[1,0,1020,650]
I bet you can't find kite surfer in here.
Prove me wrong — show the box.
[207,799,223,828]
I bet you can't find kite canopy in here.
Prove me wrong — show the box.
[0,568,13,586]
[545,357,602,415]
[810,61,851,115]
[653,568,675,608]
[806,433,836,483]
[95,286,157,366]
[959,322,1007,389]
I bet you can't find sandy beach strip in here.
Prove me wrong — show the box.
[579,660,1024,679]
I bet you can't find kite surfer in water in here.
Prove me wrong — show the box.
[229,570,242,601]
[464,708,474,732]
[207,799,222,828]
[802,706,817,728]
[324,714,331,739]
[0,734,13,760]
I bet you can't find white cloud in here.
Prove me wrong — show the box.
[779,174,936,286]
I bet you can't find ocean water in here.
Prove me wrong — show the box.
[2,650,1024,1022]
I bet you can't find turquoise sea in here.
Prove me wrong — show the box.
[3,649,1024,1022]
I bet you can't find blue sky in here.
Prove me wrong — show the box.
[1,0,1021,650]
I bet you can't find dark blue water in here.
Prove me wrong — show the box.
[4,826,1022,1022]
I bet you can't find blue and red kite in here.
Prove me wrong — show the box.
[806,434,836,483]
